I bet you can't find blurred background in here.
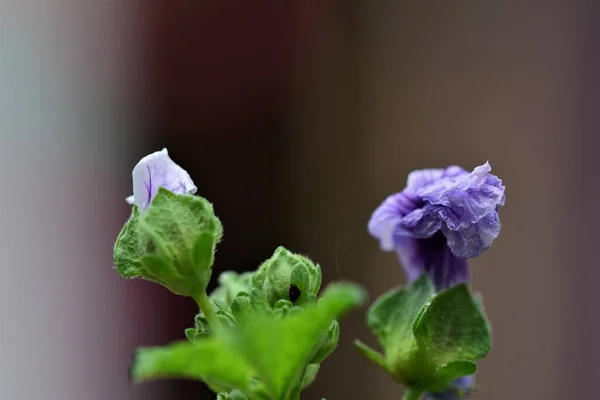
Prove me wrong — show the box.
[2,1,599,399]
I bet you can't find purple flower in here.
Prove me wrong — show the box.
[368,162,504,290]
[425,376,474,400]
[126,148,197,211]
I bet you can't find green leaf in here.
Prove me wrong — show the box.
[413,284,491,365]
[357,276,491,392]
[136,188,223,296]
[131,339,253,393]
[233,282,366,400]
[113,206,144,278]
[367,275,435,359]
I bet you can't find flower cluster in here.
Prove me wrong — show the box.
[368,162,505,398]
[115,149,503,400]
[115,149,366,400]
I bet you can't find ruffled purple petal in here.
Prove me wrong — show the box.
[368,162,503,287]
[405,166,468,194]
[394,233,470,291]
[368,192,420,251]
[442,212,501,258]
[418,162,505,230]
[400,204,443,238]
[424,376,474,400]
[127,148,197,211]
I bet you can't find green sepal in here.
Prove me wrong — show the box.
[216,390,249,400]
[210,271,254,305]
[413,284,491,365]
[366,274,435,369]
[310,320,340,364]
[231,293,254,323]
[114,206,145,278]
[184,328,197,342]
[193,232,218,276]
[113,188,223,297]
[356,275,491,393]
[252,247,322,307]
[301,364,320,390]
[186,303,237,341]
[430,360,477,391]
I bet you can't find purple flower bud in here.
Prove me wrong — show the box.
[424,376,474,400]
[368,162,504,290]
[126,148,197,211]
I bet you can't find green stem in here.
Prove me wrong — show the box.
[402,388,423,400]
[194,291,220,331]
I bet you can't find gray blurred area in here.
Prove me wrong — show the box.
[1,1,599,400]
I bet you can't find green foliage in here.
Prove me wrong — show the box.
[130,282,366,400]
[368,275,435,364]
[233,282,365,400]
[217,390,250,400]
[113,188,222,297]
[210,271,254,305]
[300,364,320,390]
[309,321,339,364]
[413,285,491,365]
[114,159,496,400]
[355,275,491,393]
[132,339,253,392]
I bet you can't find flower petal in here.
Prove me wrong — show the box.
[442,212,501,258]
[405,166,468,194]
[128,148,197,211]
[418,162,505,230]
[394,233,470,291]
[400,204,443,238]
[368,193,420,251]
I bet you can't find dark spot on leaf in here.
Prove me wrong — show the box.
[289,285,301,302]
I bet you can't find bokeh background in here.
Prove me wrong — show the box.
[2,1,599,399]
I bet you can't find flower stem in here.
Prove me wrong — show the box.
[402,388,423,400]
[194,291,220,331]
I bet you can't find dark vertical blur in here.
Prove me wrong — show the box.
[570,0,600,397]
[138,1,335,399]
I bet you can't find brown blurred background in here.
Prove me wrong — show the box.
[2,1,599,399]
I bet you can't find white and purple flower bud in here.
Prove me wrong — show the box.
[126,148,197,211]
